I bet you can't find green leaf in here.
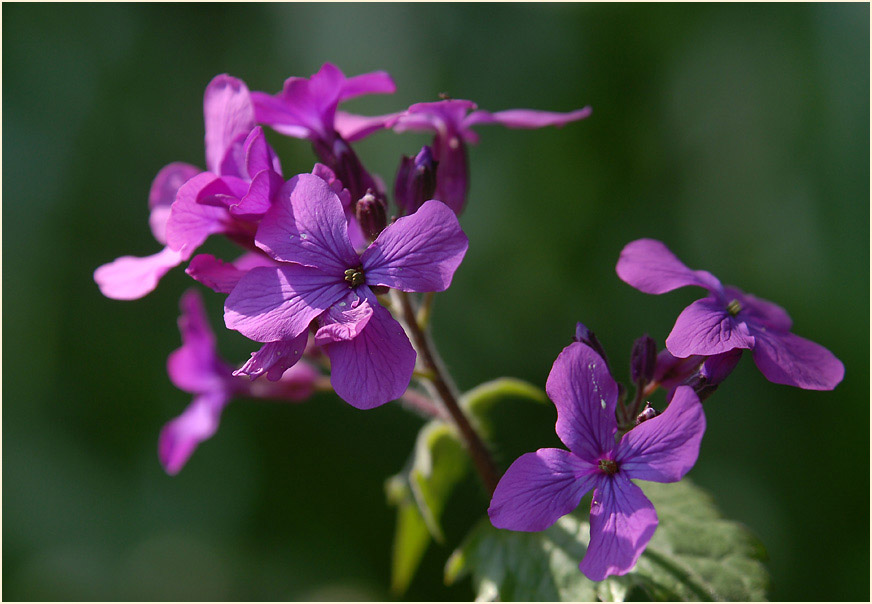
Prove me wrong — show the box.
[461,378,562,471]
[445,478,769,601]
[385,472,433,595]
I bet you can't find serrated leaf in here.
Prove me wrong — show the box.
[446,478,769,602]
[461,378,561,471]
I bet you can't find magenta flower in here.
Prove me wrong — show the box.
[616,239,845,391]
[223,173,468,409]
[159,290,317,475]
[488,342,706,581]
[390,99,591,214]
[95,75,282,300]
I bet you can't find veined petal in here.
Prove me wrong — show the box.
[255,174,359,272]
[165,172,230,253]
[234,333,308,382]
[230,169,283,220]
[616,386,705,483]
[167,290,229,393]
[148,162,201,244]
[751,330,845,390]
[579,476,658,581]
[224,265,347,342]
[314,292,374,346]
[361,200,468,292]
[251,90,313,139]
[196,175,249,208]
[334,111,400,142]
[324,302,416,409]
[666,296,755,357]
[186,252,275,294]
[158,391,229,475]
[488,449,598,532]
[464,106,592,129]
[94,246,185,300]
[203,75,255,175]
[243,126,282,178]
[545,342,619,460]
[616,239,722,295]
[338,69,396,101]
[431,133,469,214]
[728,287,793,332]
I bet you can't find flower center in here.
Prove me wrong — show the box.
[344,268,365,287]
[726,299,742,316]
[598,459,619,475]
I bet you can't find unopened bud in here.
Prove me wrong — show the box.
[312,136,379,204]
[630,334,657,384]
[395,146,438,215]
[356,190,387,241]
[572,322,611,372]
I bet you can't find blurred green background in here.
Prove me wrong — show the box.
[3,3,868,601]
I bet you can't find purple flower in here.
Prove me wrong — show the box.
[616,239,845,391]
[223,173,468,409]
[390,99,591,214]
[95,75,282,300]
[159,290,317,475]
[488,342,706,581]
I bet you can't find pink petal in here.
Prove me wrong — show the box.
[334,111,401,142]
[616,386,706,483]
[158,392,229,475]
[224,265,347,342]
[234,333,309,381]
[148,162,201,244]
[464,106,591,129]
[337,69,396,101]
[255,174,359,273]
[666,296,756,357]
[545,342,620,460]
[167,289,229,393]
[579,476,658,581]
[751,330,845,391]
[165,172,230,253]
[203,75,255,174]
[324,303,416,409]
[186,252,275,294]
[616,239,722,295]
[229,169,283,220]
[94,246,185,300]
[361,200,468,292]
[488,449,598,532]
[243,126,282,178]
[251,90,313,139]
[314,292,374,346]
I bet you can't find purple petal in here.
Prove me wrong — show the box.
[255,174,359,273]
[727,287,793,332]
[94,246,185,300]
[243,126,282,178]
[224,265,347,342]
[337,69,396,101]
[545,342,619,460]
[229,169,283,220]
[324,302,416,409]
[314,293,374,346]
[361,200,468,292]
[751,330,845,390]
[165,172,230,253]
[234,333,309,381]
[700,349,743,385]
[251,90,313,139]
[616,239,722,295]
[431,139,469,214]
[185,252,275,294]
[196,175,249,208]
[488,449,599,532]
[148,162,201,244]
[392,100,478,137]
[579,476,658,581]
[334,111,401,142]
[464,106,592,129]
[256,360,320,401]
[616,386,705,483]
[158,392,229,475]
[666,296,756,357]
[652,349,705,392]
[167,290,229,393]
[203,75,255,175]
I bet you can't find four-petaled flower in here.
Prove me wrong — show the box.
[488,342,706,581]
[223,173,468,409]
[616,238,844,390]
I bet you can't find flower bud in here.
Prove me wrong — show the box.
[395,146,438,215]
[356,189,388,241]
[312,136,379,204]
[572,322,611,371]
[630,334,657,384]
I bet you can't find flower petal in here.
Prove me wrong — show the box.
[186,252,275,294]
[464,106,592,129]
[728,287,793,332]
[224,265,347,342]
[334,111,400,142]
[324,302,416,409]
[314,292,374,346]
[361,200,468,292]
[337,69,396,101]
[579,476,658,581]
[488,449,598,532]
[545,342,619,460]
[243,126,282,178]
[616,386,705,483]
[666,296,756,357]
[166,290,229,393]
[616,239,722,295]
[234,333,309,381]
[148,162,201,244]
[158,391,229,475]
[165,172,229,253]
[94,246,185,300]
[229,169,283,220]
[751,330,845,390]
[255,173,359,272]
[203,75,255,175]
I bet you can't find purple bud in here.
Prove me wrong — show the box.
[395,146,438,215]
[312,136,380,204]
[630,334,657,384]
[572,322,611,372]
[356,189,387,241]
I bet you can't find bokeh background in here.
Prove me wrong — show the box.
[3,3,868,601]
